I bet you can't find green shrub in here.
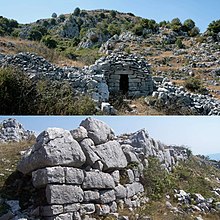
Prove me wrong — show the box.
[175,38,184,49]
[0,68,37,114]
[184,77,205,93]
[110,10,117,18]
[41,35,58,49]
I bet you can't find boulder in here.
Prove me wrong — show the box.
[17,128,86,174]
[82,171,115,189]
[94,140,127,171]
[80,118,115,145]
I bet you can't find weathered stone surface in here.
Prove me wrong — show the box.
[94,141,127,171]
[79,138,100,166]
[111,170,120,185]
[80,204,96,215]
[17,128,86,174]
[63,203,80,212]
[70,126,88,142]
[65,168,84,184]
[80,118,115,145]
[32,167,65,188]
[84,191,100,202]
[126,182,144,198]
[45,212,73,220]
[99,190,116,204]
[114,185,127,199]
[41,205,63,217]
[46,185,84,204]
[127,169,135,184]
[95,204,110,216]
[82,171,115,189]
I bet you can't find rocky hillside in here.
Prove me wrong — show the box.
[0,118,220,220]
[0,10,220,115]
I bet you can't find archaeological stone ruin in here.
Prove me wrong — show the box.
[89,53,154,97]
[13,117,188,219]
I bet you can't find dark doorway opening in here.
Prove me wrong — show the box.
[120,74,128,95]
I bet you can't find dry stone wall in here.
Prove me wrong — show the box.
[16,118,188,220]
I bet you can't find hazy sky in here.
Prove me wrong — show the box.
[0,116,219,156]
[0,0,220,32]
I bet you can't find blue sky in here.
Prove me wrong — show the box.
[0,116,219,155]
[0,0,219,32]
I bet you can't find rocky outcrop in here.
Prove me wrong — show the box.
[14,117,188,219]
[0,118,34,143]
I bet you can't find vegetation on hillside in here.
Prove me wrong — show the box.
[0,68,96,115]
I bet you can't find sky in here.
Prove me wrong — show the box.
[0,116,219,156]
[0,0,220,32]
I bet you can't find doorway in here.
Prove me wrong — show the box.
[120,74,128,95]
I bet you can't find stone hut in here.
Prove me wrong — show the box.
[91,53,154,97]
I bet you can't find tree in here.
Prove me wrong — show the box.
[183,19,195,31]
[207,20,220,35]
[51,13,57,18]
[73,7,81,16]
[170,18,182,32]
[28,26,47,41]
[189,26,200,37]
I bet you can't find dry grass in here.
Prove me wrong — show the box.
[0,36,84,67]
[0,140,34,188]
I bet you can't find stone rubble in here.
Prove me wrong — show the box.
[150,79,220,115]
[0,118,35,143]
[11,117,189,220]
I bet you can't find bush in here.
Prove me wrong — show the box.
[110,10,117,18]
[0,68,37,114]
[184,77,204,93]
[28,26,48,41]
[41,35,58,49]
[175,38,184,48]
[0,68,96,115]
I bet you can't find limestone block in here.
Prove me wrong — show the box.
[80,118,115,145]
[80,204,96,215]
[94,141,127,171]
[111,170,120,185]
[41,205,63,217]
[32,167,65,188]
[114,185,127,199]
[70,126,88,142]
[126,182,144,198]
[65,168,84,184]
[95,204,110,216]
[84,190,100,202]
[17,128,86,174]
[63,203,80,212]
[82,171,115,189]
[46,185,84,204]
[79,138,99,166]
[99,190,116,204]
